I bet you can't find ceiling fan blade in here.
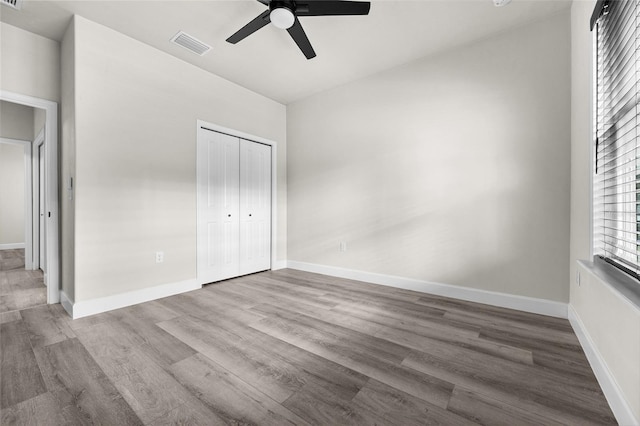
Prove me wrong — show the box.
[226,10,271,44]
[287,17,316,59]
[296,1,371,17]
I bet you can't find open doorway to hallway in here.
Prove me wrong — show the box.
[0,100,47,313]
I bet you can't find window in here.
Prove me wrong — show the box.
[592,0,640,279]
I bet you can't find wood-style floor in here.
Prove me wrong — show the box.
[0,269,616,425]
[0,249,46,314]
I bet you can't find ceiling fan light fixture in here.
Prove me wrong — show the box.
[270,7,295,29]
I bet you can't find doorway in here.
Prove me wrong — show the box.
[0,90,60,305]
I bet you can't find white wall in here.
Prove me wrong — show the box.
[0,101,34,141]
[61,18,76,300]
[0,23,60,102]
[69,16,286,302]
[0,143,26,246]
[570,1,640,423]
[0,101,33,247]
[287,11,571,303]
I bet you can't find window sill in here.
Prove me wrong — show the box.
[578,259,640,310]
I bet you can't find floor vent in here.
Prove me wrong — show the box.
[170,31,211,56]
[1,0,22,10]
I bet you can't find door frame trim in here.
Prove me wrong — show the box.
[32,129,45,271]
[196,119,278,285]
[1,90,60,304]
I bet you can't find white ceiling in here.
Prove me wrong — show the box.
[1,0,571,104]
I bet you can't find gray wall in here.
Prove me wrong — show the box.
[287,11,571,302]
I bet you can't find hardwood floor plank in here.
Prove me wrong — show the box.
[169,353,310,425]
[0,392,66,426]
[202,308,369,400]
[447,386,570,426]
[283,379,388,425]
[272,269,423,303]
[249,309,455,408]
[443,310,581,345]
[20,304,76,348]
[73,321,162,380]
[0,310,21,324]
[352,379,476,426]
[112,361,210,425]
[109,310,197,367]
[109,299,183,323]
[0,320,47,408]
[148,398,220,426]
[158,314,309,403]
[230,278,338,310]
[35,338,143,425]
[0,317,32,354]
[0,288,47,314]
[416,294,573,332]
[402,348,616,425]
[251,303,412,365]
[260,293,533,366]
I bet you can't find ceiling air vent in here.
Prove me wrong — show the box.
[170,31,211,56]
[1,0,22,10]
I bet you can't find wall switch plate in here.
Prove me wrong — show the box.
[339,242,347,252]
[156,251,164,263]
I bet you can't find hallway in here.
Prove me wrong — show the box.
[0,249,46,314]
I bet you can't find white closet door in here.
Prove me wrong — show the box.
[197,129,240,283]
[239,139,272,275]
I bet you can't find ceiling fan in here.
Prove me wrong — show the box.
[226,0,371,60]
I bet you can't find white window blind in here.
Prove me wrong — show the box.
[593,0,640,278]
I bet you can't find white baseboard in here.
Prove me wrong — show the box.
[286,261,568,319]
[568,305,638,426]
[0,243,25,250]
[60,291,73,317]
[68,279,202,319]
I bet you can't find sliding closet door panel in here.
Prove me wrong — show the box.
[197,129,240,283]
[239,139,272,275]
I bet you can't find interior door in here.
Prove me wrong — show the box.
[197,128,240,283]
[239,139,272,275]
[38,143,46,273]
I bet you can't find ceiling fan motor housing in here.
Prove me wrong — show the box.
[269,0,296,29]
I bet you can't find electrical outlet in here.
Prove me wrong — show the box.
[156,251,164,263]
[339,242,347,252]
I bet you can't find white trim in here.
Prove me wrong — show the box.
[0,243,25,250]
[286,261,568,318]
[32,129,45,271]
[0,138,33,270]
[568,305,638,426]
[68,279,202,319]
[1,91,60,304]
[60,291,73,317]
[195,120,279,283]
[589,28,596,260]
